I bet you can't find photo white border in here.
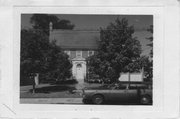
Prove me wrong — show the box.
[14,6,163,116]
[0,0,179,119]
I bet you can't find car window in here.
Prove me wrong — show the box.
[129,86,137,89]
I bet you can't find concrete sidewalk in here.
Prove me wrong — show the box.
[20,98,83,104]
[20,84,52,92]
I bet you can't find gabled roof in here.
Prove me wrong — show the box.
[49,30,100,50]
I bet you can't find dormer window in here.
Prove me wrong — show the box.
[88,51,94,57]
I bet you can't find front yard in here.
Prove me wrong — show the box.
[20,83,101,98]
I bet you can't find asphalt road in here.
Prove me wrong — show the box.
[20,98,146,105]
[20,98,83,104]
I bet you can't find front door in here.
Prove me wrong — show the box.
[76,63,84,83]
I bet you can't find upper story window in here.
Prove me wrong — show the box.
[88,51,94,57]
[76,51,82,58]
[64,50,70,56]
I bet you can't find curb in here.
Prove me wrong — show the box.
[20,98,83,104]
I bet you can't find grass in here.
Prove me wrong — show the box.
[29,85,76,93]
[20,83,102,98]
[20,91,81,98]
[20,84,80,98]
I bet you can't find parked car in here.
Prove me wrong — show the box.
[87,78,113,84]
[87,79,103,83]
[82,82,152,105]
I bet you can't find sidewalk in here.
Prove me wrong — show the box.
[20,83,101,98]
[20,84,52,92]
[20,98,83,104]
[20,83,102,91]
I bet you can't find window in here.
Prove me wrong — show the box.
[76,51,82,58]
[88,51,94,57]
[64,50,70,56]
[76,63,82,68]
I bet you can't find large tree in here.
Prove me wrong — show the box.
[21,29,49,75]
[20,14,74,85]
[145,25,153,81]
[30,14,75,35]
[44,40,72,80]
[146,25,153,58]
[88,18,142,82]
[20,29,72,85]
[123,56,152,81]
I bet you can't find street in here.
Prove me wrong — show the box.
[20,98,83,104]
[20,98,142,105]
[20,83,99,104]
[20,83,151,105]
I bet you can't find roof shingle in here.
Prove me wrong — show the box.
[49,30,100,50]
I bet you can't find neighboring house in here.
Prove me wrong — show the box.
[49,23,100,83]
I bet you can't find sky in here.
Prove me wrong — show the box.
[21,14,153,56]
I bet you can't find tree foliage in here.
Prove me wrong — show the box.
[88,18,142,82]
[30,14,75,35]
[20,14,75,85]
[146,25,153,58]
[123,56,152,80]
[44,40,72,80]
[21,29,49,75]
[20,29,72,85]
[145,25,153,81]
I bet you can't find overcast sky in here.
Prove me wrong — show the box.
[21,14,153,56]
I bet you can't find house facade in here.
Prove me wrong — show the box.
[49,23,100,83]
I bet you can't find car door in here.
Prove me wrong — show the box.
[125,86,139,102]
[108,86,127,102]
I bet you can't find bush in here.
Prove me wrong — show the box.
[54,79,78,85]
[20,76,33,86]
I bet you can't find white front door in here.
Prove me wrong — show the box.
[72,60,86,84]
[76,63,84,83]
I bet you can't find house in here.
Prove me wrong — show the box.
[49,22,100,83]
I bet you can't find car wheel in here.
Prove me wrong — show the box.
[83,99,90,104]
[140,95,151,105]
[92,95,104,104]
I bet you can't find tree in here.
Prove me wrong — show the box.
[21,29,49,76]
[146,25,153,58]
[45,40,72,80]
[88,18,142,82]
[121,25,153,81]
[145,25,153,81]
[21,14,74,86]
[123,56,152,80]
[30,14,75,35]
[20,29,72,85]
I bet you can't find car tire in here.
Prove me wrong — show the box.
[83,99,90,104]
[92,95,104,104]
[140,95,151,105]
